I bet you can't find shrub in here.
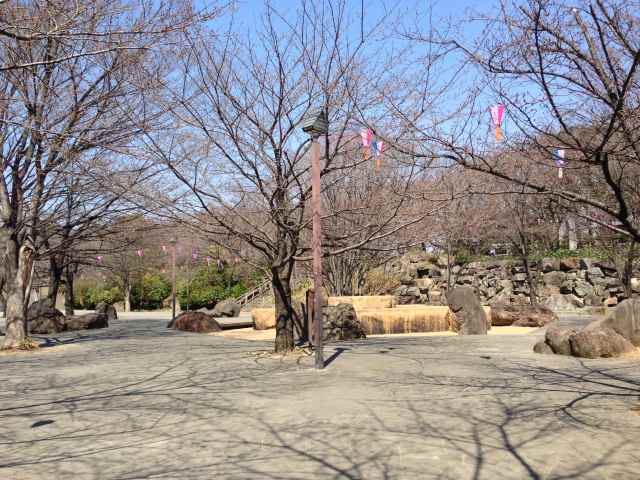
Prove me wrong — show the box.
[131,274,172,310]
[177,266,247,310]
[75,284,123,310]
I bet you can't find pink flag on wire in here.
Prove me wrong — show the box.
[192,252,198,261]
[490,105,505,127]
[96,256,103,264]
[490,104,505,141]
[161,245,167,253]
[137,249,144,257]
[360,128,373,147]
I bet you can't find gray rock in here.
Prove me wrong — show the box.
[95,302,118,321]
[543,294,584,311]
[569,327,635,359]
[545,324,577,355]
[322,303,366,341]
[573,279,593,298]
[598,299,640,346]
[512,273,526,282]
[586,267,604,281]
[65,313,108,331]
[533,339,554,354]
[560,280,574,295]
[27,300,66,334]
[212,299,241,318]
[543,271,565,288]
[446,286,490,335]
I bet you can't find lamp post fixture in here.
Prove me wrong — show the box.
[169,236,177,322]
[302,109,328,370]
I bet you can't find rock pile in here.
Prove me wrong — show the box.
[382,250,634,308]
[322,303,366,341]
[534,299,640,358]
[27,300,111,334]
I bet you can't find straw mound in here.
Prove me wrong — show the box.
[252,308,276,330]
[357,306,450,335]
[327,295,395,309]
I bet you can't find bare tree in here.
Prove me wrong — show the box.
[397,0,640,245]
[148,1,439,352]
[0,0,218,349]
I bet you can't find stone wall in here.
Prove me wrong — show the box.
[386,250,637,308]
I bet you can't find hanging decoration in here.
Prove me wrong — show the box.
[360,128,373,159]
[373,139,385,173]
[161,245,167,253]
[206,256,212,267]
[137,249,144,257]
[217,258,224,272]
[554,149,566,179]
[96,255,103,264]
[191,252,198,261]
[490,104,505,141]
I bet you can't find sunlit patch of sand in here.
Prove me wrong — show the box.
[210,326,538,342]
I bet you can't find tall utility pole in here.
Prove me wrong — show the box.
[302,109,328,370]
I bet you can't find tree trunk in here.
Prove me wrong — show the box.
[124,281,131,312]
[64,264,75,316]
[47,255,63,308]
[2,238,35,349]
[273,269,296,353]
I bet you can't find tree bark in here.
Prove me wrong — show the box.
[2,236,35,349]
[273,268,296,353]
[124,281,131,312]
[47,255,63,308]
[64,264,75,316]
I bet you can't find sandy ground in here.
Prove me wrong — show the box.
[211,325,538,342]
[2,313,640,479]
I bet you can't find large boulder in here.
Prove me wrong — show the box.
[569,327,635,359]
[490,304,558,327]
[65,313,109,331]
[597,299,640,346]
[446,286,490,335]
[95,302,117,321]
[542,293,584,312]
[27,300,66,334]
[168,311,221,333]
[322,303,366,341]
[212,299,241,318]
[544,324,576,355]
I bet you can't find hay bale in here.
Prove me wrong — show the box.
[252,308,276,330]
[357,306,450,335]
[327,295,395,310]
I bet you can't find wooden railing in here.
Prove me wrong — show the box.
[234,280,271,309]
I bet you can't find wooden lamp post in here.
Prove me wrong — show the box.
[302,109,328,369]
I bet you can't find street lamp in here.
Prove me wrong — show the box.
[302,109,328,370]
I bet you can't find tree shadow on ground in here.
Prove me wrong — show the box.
[0,334,639,479]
